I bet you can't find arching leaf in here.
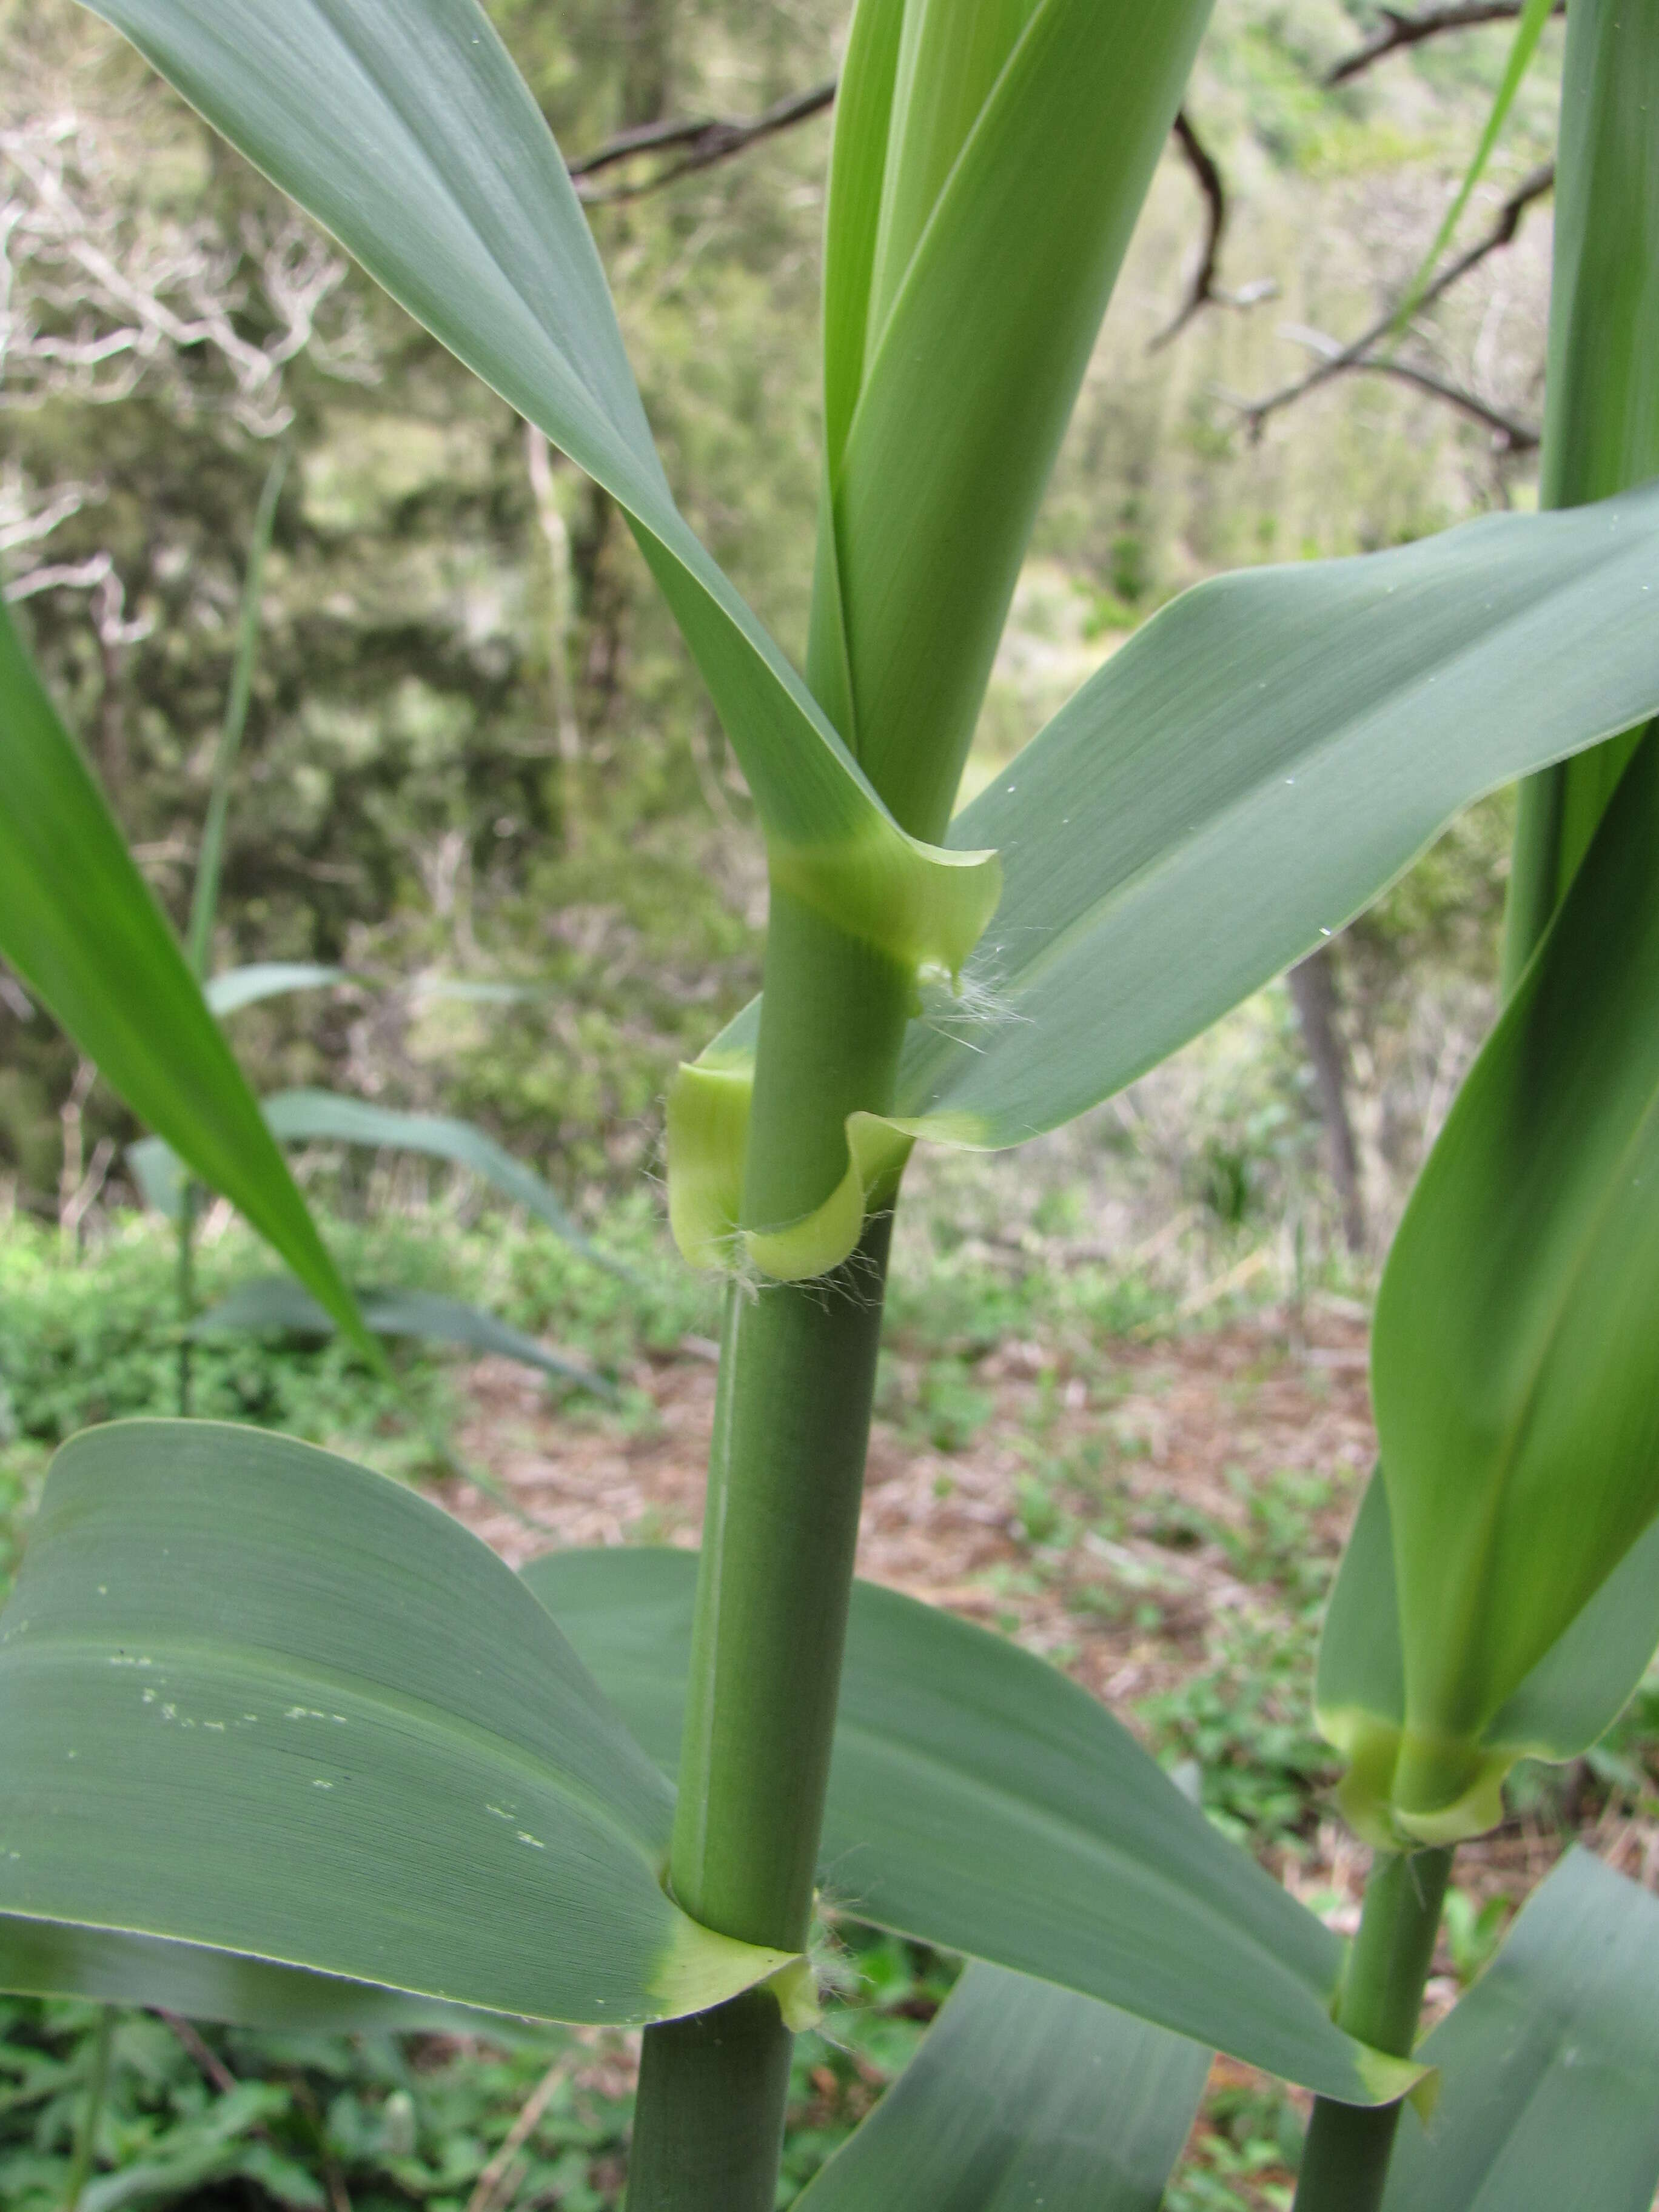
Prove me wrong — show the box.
[527,1546,1421,2105]
[0,1425,792,2030]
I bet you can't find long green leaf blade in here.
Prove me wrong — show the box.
[526,1547,1419,2105]
[80,0,996,974]
[0,1424,791,2029]
[1364,730,1659,1837]
[258,1088,614,1269]
[195,1275,614,1396]
[1379,1851,1659,2212]
[701,486,1659,1153]
[819,0,1213,838]
[0,600,364,1351]
[796,1961,1209,2210]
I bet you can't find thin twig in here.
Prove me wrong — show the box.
[1151,110,1279,349]
[568,78,836,204]
[1324,2,1561,86]
[464,2056,569,2212]
[1228,162,1552,443]
[1337,354,1540,447]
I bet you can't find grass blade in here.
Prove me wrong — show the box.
[0,599,366,1352]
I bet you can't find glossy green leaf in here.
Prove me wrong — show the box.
[1318,1472,1659,1843]
[526,1546,1419,2105]
[82,0,998,977]
[1356,732,1659,1842]
[1379,1851,1659,2212]
[195,1274,614,1396]
[796,1961,1209,2211]
[813,0,1213,839]
[685,485,1659,1190]
[204,963,346,1016]
[0,1423,792,2029]
[0,598,364,1352]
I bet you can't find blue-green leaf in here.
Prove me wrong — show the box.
[796,1962,1209,2210]
[526,1546,1421,2105]
[1380,1851,1659,2212]
[0,1424,793,2029]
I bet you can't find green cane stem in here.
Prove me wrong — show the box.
[1292,1846,1451,2212]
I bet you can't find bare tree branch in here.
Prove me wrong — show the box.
[1151,109,1278,350]
[1326,2,1562,88]
[568,78,836,204]
[1227,161,1552,446]
[1,115,376,433]
[1330,353,1539,447]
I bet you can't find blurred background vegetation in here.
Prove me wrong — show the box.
[5,4,1637,2209]
[2,0,1560,1229]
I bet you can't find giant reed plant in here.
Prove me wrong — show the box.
[4,3,1659,2207]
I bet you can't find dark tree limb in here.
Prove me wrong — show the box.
[1151,112,1279,350]
[1326,2,1562,88]
[1343,355,1540,448]
[1227,162,1552,446]
[568,78,836,203]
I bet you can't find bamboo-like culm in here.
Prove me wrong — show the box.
[624,914,911,2212]
[1290,1849,1450,2212]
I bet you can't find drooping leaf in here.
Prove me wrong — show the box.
[204,963,346,1016]
[133,1088,620,1270]
[0,1424,794,2031]
[814,0,1214,839]
[81,0,998,978]
[1353,731,1659,1842]
[795,1961,1209,2211]
[194,1275,614,1396]
[525,1546,1420,2105]
[673,486,1659,1264]
[1379,1851,1659,2212]
[260,1088,617,1267]
[0,598,364,1353]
